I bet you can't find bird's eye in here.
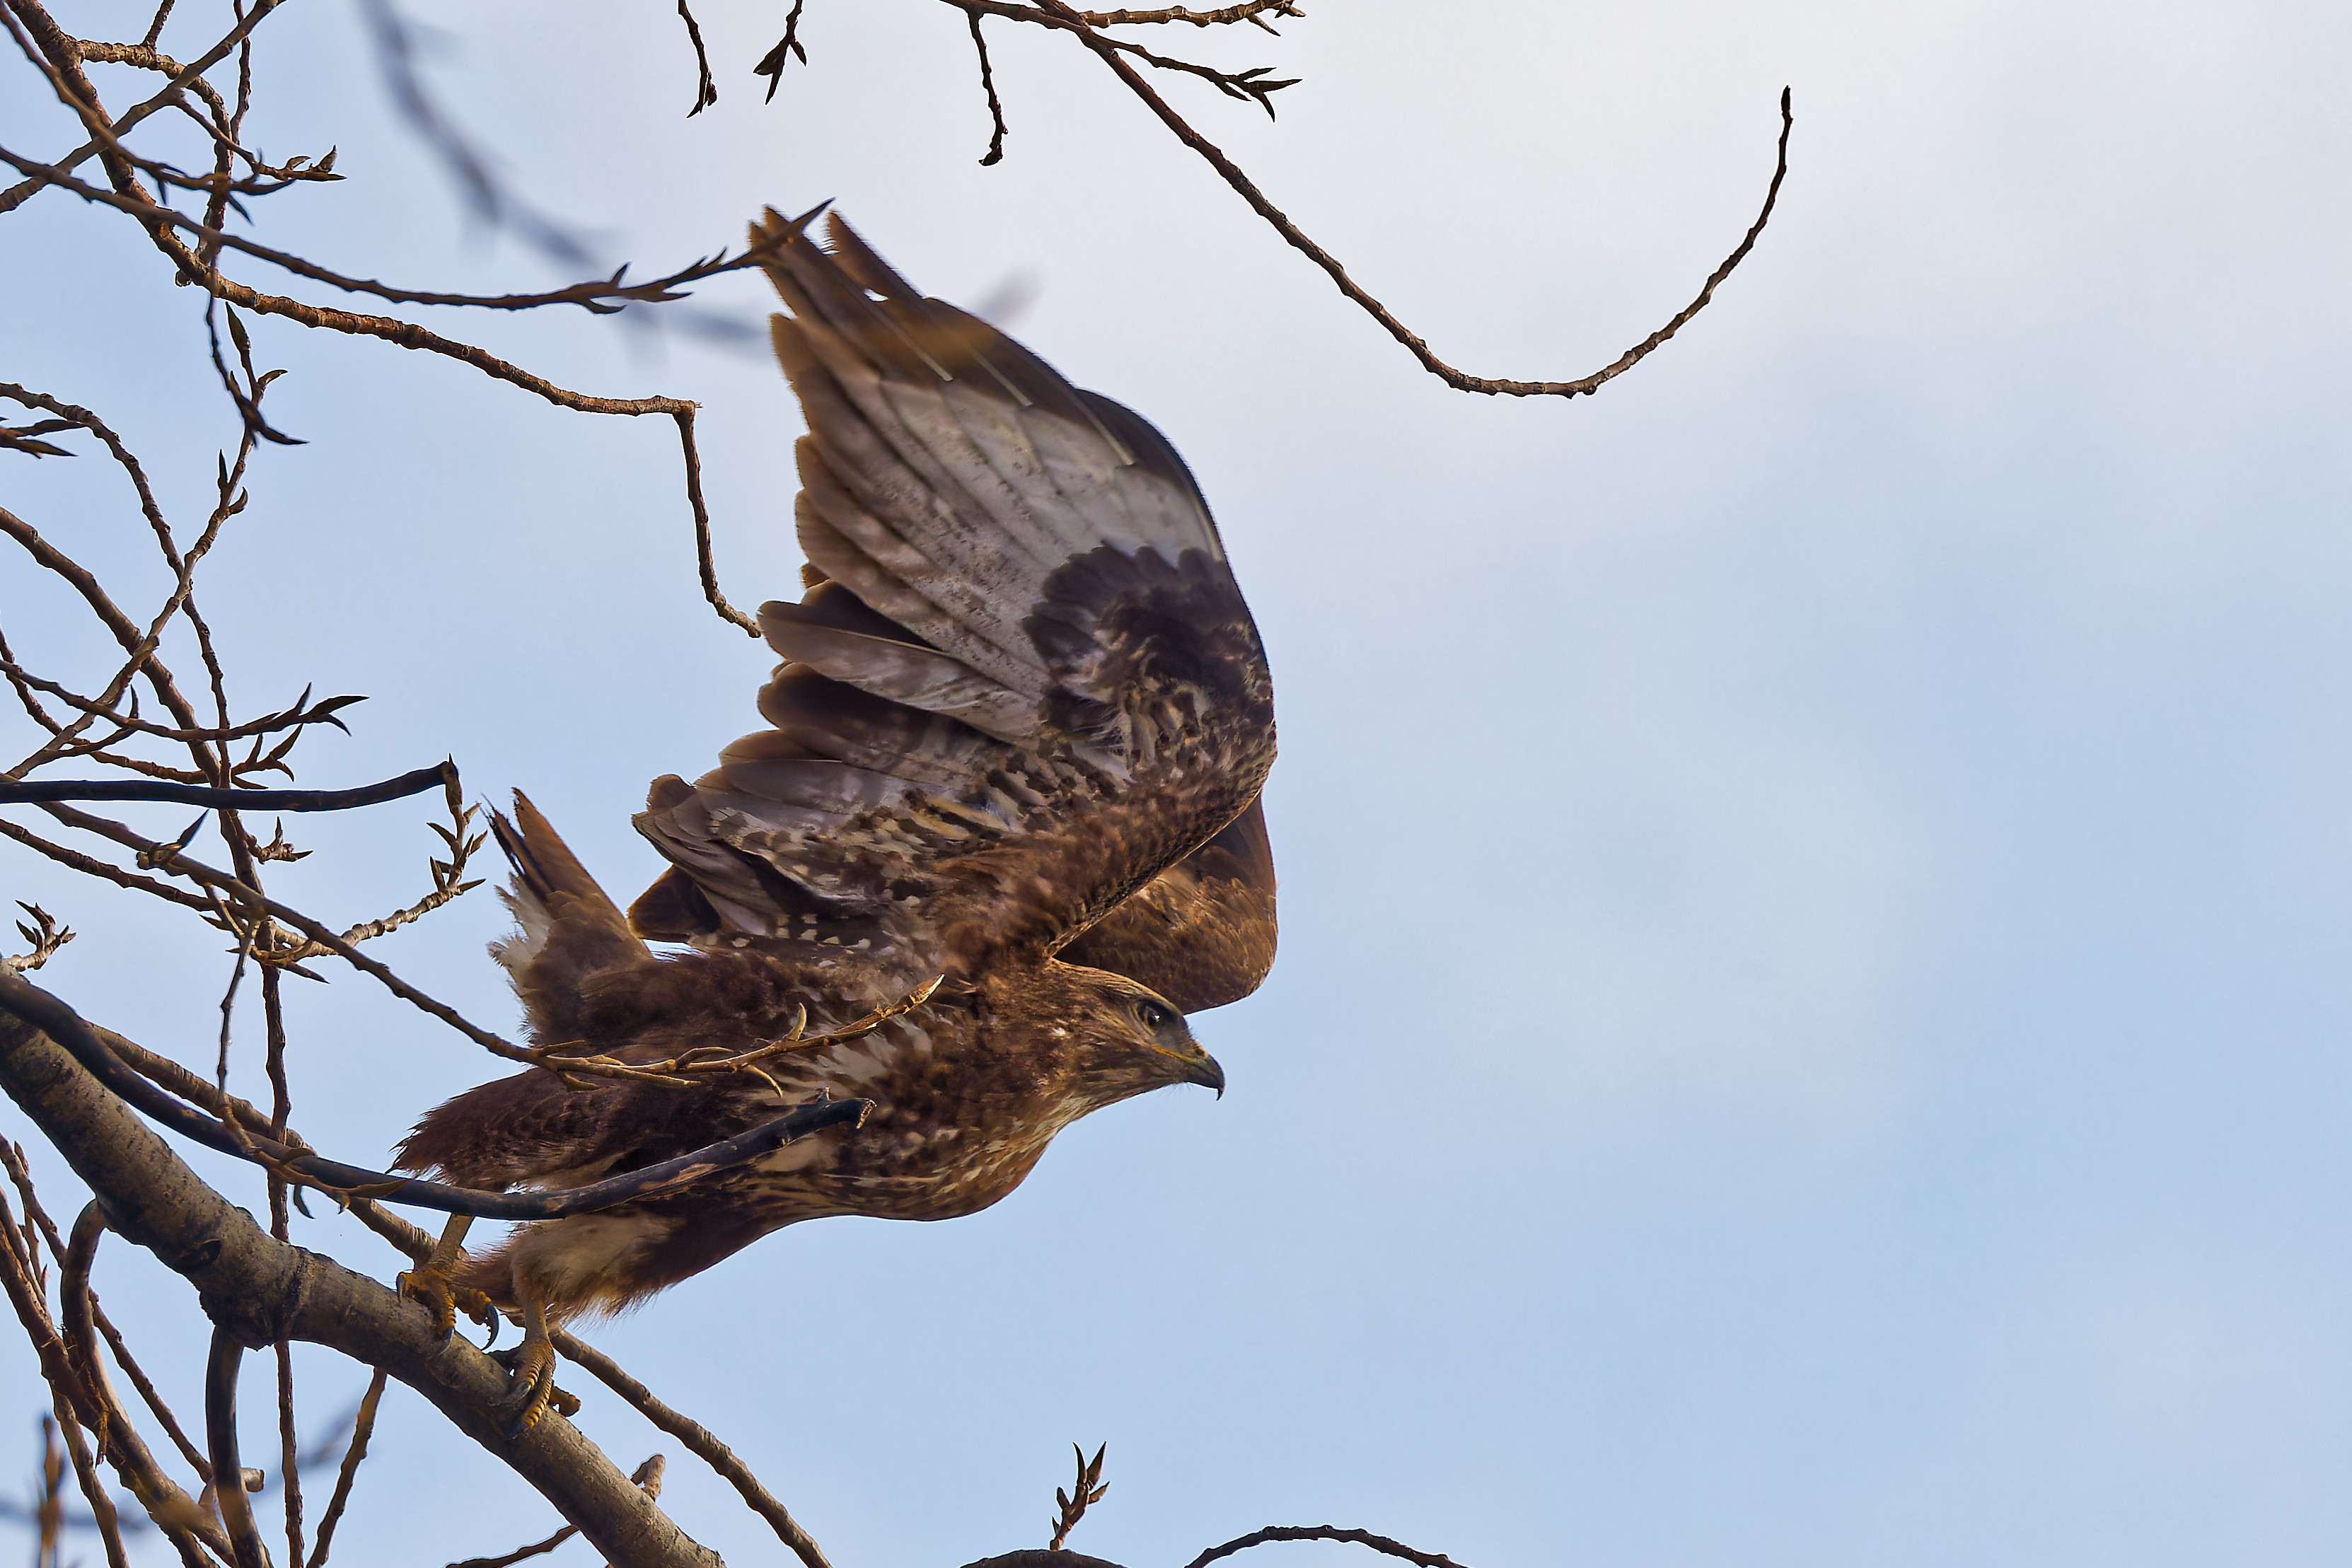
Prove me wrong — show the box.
[1135,999,1174,1030]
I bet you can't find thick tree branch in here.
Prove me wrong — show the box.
[0,1002,726,1568]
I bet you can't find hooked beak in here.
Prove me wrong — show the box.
[1182,1050,1226,1098]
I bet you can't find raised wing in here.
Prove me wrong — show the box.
[632,211,1276,1001]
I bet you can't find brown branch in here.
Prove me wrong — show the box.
[676,410,759,635]
[450,1521,578,1568]
[37,796,533,1059]
[2,175,765,645]
[1079,1,1299,25]
[58,1409,134,1568]
[552,1330,835,1568]
[949,0,1294,117]
[0,1001,729,1568]
[1046,1442,1107,1552]
[5,902,73,975]
[0,0,286,214]
[968,11,1010,165]
[0,656,364,748]
[753,0,811,102]
[1036,0,1794,397]
[0,141,787,314]
[3,172,700,412]
[204,1332,272,1568]
[0,1182,225,1562]
[274,1336,304,1568]
[69,39,231,128]
[0,504,212,745]
[0,815,220,914]
[1183,1526,1472,1568]
[674,0,717,115]
[302,1367,383,1568]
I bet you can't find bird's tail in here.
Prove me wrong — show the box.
[489,791,648,1039]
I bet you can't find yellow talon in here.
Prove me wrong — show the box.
[398,1215,494,1340]
[490,1295,572,1433]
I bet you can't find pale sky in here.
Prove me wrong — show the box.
[6,1,2352,1564]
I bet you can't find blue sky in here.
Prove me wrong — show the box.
[6,0,2352,1564]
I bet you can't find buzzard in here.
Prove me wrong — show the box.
[394,210,1278,1429]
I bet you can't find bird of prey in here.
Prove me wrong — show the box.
[393,209,1278,1429]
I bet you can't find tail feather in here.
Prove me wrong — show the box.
[489,791,647,1040]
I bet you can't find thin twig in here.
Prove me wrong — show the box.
[552,1331,833,1568]
[448,1521,578,1568]
[1080,1,1300,25]
[674,0,717,115]
[448,1456,662,1568]
[0,148,784,313]
[1046,1442,1107,1552]
[302,1368,384,1568]
[0,0,286,216]
[676,410,759,635]
[968,12,1009,165]
[50,1396,132,1568]
[1183,1526,1473,1568]
[1035,0,1795,397]
[753,0,811,102]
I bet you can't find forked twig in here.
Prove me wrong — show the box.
[1047,1442,1108,1551]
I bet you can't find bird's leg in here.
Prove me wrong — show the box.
[396,1214,497,1341]
[488,1292,579,1434]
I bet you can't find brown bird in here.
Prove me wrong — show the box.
[393,209,1278,1428]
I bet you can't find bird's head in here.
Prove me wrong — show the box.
[1031,960,1225,1107]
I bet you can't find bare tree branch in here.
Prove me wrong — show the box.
[1183,1526,1473,1568]
[0,760,457,813]
[552,1332,835,1568]
[1028,0,1795,396]
[0,1001,729,1568]
[302,1368,383,1568]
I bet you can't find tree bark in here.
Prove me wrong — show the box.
[0,1005,726,1568]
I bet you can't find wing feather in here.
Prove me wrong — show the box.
[633,210,1275,1002]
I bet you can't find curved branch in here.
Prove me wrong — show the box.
[204,1332,269,1568]
[1035,0,1794,397]
[1183,1526,1471,1568]
[0,999,726,1568]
